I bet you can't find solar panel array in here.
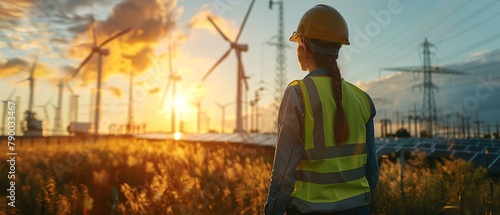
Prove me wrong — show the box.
[134,133,277,147]
[135,133,500,174]
[376,138,500,174]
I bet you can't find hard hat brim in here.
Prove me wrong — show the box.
[289,32,299,42]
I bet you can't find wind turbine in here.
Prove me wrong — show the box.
[53,80,64,135]
[214,101,233,133]
[159,38,181,133]
[36,98,54,125]
[66,81,79,123]
[200,0,255,133]
[191,99,202,134]
[126,70,135,135]
[19,54,44,136]
[53,72,76,135]
[20,55,38,118]
[1,89,16,135]
[70,15,131,138]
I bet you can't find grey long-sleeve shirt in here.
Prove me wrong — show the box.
[264,68,379,215]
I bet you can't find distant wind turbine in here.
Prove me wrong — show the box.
[69,14,131,138]
[18,53,44,136]
[36,98,54,124]
[1,89,16,135]
[159,37,181,133]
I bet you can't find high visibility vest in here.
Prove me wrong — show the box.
[289,76,372,213]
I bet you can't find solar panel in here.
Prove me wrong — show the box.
[470,153,489,168]
[451,145,469,151]
[488,155,500,173]
[431,149,452,157]
[468,146,487,153]
[489,147,500,153]
[452,151,476,162]
[134,134,500,173]
[434,144,449,149]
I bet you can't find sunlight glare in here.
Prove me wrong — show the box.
[174,96,186,110]
[174,131,182,140]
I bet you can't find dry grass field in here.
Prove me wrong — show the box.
[0,136,498,214]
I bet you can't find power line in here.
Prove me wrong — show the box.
[351,1,473,81]
[354,1,463,62]
[440,5,500,43]
[439,31,500,63]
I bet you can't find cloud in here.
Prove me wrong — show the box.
[0,0,32,26]
[67,0,181,85]
[59,0,114,13]
[0,58,27,77]
[471,50,491,58]
[50,37,69,44]
[0,57,53,79]
[189,8,237,39]
[148,87,160,94]
[106,86,123,97]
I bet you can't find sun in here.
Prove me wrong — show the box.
[173,131,182,140]
[174,96,187,111]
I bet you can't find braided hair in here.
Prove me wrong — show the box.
[304,38,349,144]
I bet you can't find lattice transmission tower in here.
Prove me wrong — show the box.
[269,0,287,128]
[384,38,465,137]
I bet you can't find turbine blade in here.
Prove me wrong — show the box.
[235,0,256,43]
[7,88,16,100]
[16,78,29,84]
[65,81,76,96]
[72,52,95,77]
[99,28,132,47]
[242,69,249,91]
[207,16,231,42]
[44,107,49,122]
[236,53,249,91]
[30,54,39,78]
[201,48,232,82]
[92,17,97,47]
[45,97,54,106]
[160,79,171,109]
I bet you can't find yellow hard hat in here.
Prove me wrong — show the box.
[290,4,349,45]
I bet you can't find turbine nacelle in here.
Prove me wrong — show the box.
[232,43,248,52]
[92,47,109,55]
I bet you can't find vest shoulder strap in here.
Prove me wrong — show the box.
[288,80,300,87]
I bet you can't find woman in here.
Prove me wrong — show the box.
[265,4,379,215]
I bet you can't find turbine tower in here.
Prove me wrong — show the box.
[269,0,287,129]
[70,17,131,138]
[126,70,134,135]
[54,73,75,136]
[1,89,16,135]
[383,38,466,137]
[54,80,64,135]
[19,54,44,136]
[159,37,181,133]
[200,0,256,133]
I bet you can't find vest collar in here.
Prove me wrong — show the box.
[304,68,329,79]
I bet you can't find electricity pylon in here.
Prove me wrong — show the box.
[269,0,287,129]
[383,38,466,137]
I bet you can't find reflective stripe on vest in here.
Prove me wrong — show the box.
[290,77,372,213]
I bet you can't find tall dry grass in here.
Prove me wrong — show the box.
[0,136,498,214]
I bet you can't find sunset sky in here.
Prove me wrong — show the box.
[1,0,499,135]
